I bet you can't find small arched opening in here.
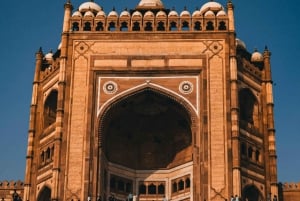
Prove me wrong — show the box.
[37,186,51,201]
[242,185,264,201]
[239,88,259,128]
[43,90,58,128]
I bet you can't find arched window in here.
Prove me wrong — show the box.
[170,21,177,31]
[206,21,214,30]
[241,143,247,156]
[157,21,165,31]
[40,151,45,164]
[255,150,260,162]
[182,21,189,31]
[218,21,226,30]
[108,22,116,31]
[185,178,190,188]
[132,22,140,31]
[148,183,156,194]
[158,184,165,194]
[44,90,58,127]
[46,147,51,160]
[83,22,91,31]
[248,147,253,159]
[144,22,153,31]
[72,22,79,31]
[117,180,124,191]
[172,182,177,193]
[96,22,104,31]
[37,186,51,201]
[139,184,146,194]
[110,178,116,190]
[194,21,202,31]
[239,88,259,127]
[51,146,54,160]
[178,180,184,191]
[126,182,132,193]
[120,22,128,31]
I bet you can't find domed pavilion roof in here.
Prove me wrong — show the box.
[136,0,164,9]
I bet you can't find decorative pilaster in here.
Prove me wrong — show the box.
[51,2,72,201]
[63,0,73,33]
[227,0,235,32]
[263,47,278,198]
[23,48,43,201]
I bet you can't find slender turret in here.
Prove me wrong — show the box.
[23,48,43,201]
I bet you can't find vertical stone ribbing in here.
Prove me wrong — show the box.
[230,54,240,196]
[52,2,72,201]
[227,1,240,197]
[23,49,43,201]
[227,1,235,32]
[263,47,278,198]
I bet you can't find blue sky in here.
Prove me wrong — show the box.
[0,0,299,183]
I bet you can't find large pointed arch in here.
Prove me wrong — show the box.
[97,86,197,170]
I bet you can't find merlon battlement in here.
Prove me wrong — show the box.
[0,180,24,189]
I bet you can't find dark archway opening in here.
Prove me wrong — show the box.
[44,90,58,128]
[101,89,192,170]
[37,186,51,201]
[242,185,263,201]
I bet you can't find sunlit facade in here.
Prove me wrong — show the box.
[24,1,279,201]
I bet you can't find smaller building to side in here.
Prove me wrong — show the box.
[279,182,300,201]
[0,181,24,201]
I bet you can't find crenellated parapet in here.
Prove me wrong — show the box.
[279,182,300,191]
[0,181,24,190]
[0,180,24,201]
[69,1,230,33]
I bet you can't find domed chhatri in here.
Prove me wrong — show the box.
[136,0,164,9]
[251,49,264,62]
[200,1,225,14]
[236,38,247,50]
[78,1,102,13]
[138,0,164,7]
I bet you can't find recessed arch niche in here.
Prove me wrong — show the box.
[99,88,193,170]
[242,185,264,201]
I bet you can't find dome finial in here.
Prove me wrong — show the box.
[265,45,269,51]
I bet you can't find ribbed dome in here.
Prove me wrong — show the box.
[84,10,95,17]
[180,10,191,17]
[120,10,130,17]
[44,50,53,61]
[200,1,224,14]
[192,10,201,17]
[96,10,106,17]
[72,10,82,17]
[138,0,164,7]
[108,10,118,17]
[168,10,179,17]
[216,10,226,17]
[79,1,102,13]
[132,11,143,18]
[251,49,264,62]
[156,10,167,17]
[144,11,155,17]
[204,10,215,17]
[236,38,246,50]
